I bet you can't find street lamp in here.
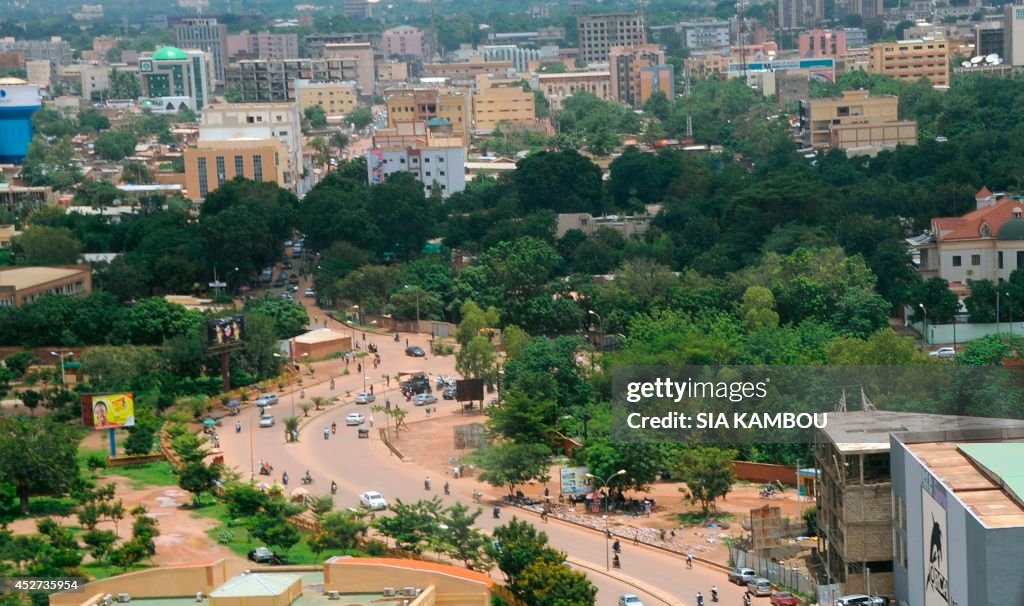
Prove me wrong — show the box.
[588,310,603,354]
[272,353,296,417]
[918,303,928,345]
[586,469,626,570]
[49,350,71,386]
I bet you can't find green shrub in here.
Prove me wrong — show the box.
[364,539,388,556]
[28,497,76,517]
[86,453,108,471]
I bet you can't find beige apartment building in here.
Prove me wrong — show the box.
[323,42,375,96]
[0,266,92,308]
[799,90,917,154]
[295,79,358,117]
[385,88,471,144]
[422,60,515,80]
[610,45,669,107]
[868,34,948,86]
[183,139,288,201]
[472,83,537,134]
[577,12,647,64]
[532,70,611,111]
[198,102,302,192]
[25,59,51,88]
[376,60,408,83]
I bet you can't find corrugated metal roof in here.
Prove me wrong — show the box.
[959,443,1024,510]
[210,573,301,597]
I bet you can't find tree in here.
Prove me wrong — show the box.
[487,392,551,444]
[245,294,310,339]
[81,529,117,565]
[488,518,565,589]
[740,286,779,330]
[474,442,551,496]
[513,151,603,214]
[580,439,663,493]
[12,226,82,265]
[94,130,138,162]
[109,539,148,570]
[72,180,121,208]
[122,162,154,184]
[441,503,492,570]
[910,276,961,323]
[109,70,141,100]
[673,446,737,513]
[965,278,998,323]
[222,482,271,518]
[177,462,221,506]
[304,105,328,129]
[0,418,80,514]
[224,85,242,103]
[329,131,350,152]
[455,301,501,347]
[307,494,335,521]
[3,351,37,378]
[318,510,368,550]
[124,297,204,345]
[456,336,497,387]
[373,497,444,553]
[123,424,156,455]
[78,110,111,132]
[517,560,596,606]
[346,108,373,130]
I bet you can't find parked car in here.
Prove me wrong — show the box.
[286,284,298,293]
[283,240,293,247]
[405,345,426,357]
[414,393,438,406]
[354,392,376,404]
[728,567,757,585]
[283,261,293,269]
[359,491,388,510]
[346,412,365,426]
[836,595,888,606]
[259,415,275,428]
[770,592,799,606]
[279,292,294,300]
[929,347,956,359]
[255,394,279,407]
[247,546,282,564]
[618,595,645,606]
[304,288,315,297]
[442,386,457,400]
[747,579,773,597]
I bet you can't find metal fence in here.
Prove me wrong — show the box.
[730,547,819,596]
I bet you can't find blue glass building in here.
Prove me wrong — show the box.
[0,79,42,164]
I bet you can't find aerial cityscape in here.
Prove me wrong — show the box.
[0,0,1022,604]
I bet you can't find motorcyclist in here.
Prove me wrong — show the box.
[696,592,704,606]
[711,585,718,602]
[394,333,400,342]
[613,539,621,553]
[612,554,621,568]
[330,480,338,494]
[303,470,312,483]
[235,421,242,433]
[687,553,694,568]
[443,481,450,495]
[282,471,289,486]
[331,422,337,433]
[493,505,501,519]
[425,477,432,490]
[473,490,482,502]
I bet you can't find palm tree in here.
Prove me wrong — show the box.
[311,396,329,411]
[284,416,300,442]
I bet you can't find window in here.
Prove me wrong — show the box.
[952,255,962,267]
[425,171,431,177]
[1017,250,1024,268]
[234,155,244,176]
[972,254,981,266]
[253,155,263,182]
[999,251,1004,269]
[197,157,209,196]
[216,156,226,186]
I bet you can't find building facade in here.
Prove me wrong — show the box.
[472,83,537,133]
[385,88,471,144]
[139,47,211,111]
[322,43,375,97]
[868,35,949,86]
[0,37,71,66]
[382,26,425,59]
[975,23,1004,58]
[532,70,611,111]
[184,139,288,200]
[227,58,363,102]
[367,145,465,198]
[225,32,299,61]
[778,0,825,30]
[609,45,668,107]
[422,60,515,80]
[1004,2,1024,66]
[342,0,373,20]
[577,12,647,64]
[0,79,41,163]
[799,90,917,153]
[174,18,228,84]
[25,60,51,88]
[303,33,378,59]
[798,29,850,57]
[199,102,302,193]
[836,0,883,20]
[295,79,358,117]
[0,266,91,307]
[80,64,110,100]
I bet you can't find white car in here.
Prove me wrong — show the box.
[346,412,365,426]
[359,491,388,510]
[618,595,645,606]
[259,415,275,428]
[304,288,315,297]
[837,596,887,606]
[929,347,956,359]
[354,392,376,404]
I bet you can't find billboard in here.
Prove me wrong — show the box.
[207,316,245,347]
[922,484,950,606]
[82,393,135,429]
[750,505,783,550]
[456,378,485,402]
[560,466,593,496]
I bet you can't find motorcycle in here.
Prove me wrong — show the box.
[473,490,482,503]
[330,481,338,495]
[301,474,313,485]
[394,333,400,342]
[443,482,450,495]
[612,540,621,554]
[612,554,621,569]
[711,587,719,602]
[493,506,501,519]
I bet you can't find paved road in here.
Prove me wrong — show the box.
[219,329,747,606]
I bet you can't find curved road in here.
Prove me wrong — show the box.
[218,329,747,606]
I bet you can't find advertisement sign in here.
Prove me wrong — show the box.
[207,316,244,347]
[82,393,135,429]
[922,484,949,606]
[750,505,783,550]
[456,378,484,402]
[560,466,593,496]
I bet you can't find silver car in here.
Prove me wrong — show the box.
[747,578,772,597]
[728,567,757,585]
[354,392,376,404]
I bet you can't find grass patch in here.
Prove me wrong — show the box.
[82,561,151,580]
[102,461,178,489]
[676,511,736,526]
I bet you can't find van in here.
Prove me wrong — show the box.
[261,267,273,282]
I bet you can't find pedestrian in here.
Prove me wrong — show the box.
[633,533,639,546]
[541,507,548,522]
[357,363,362,373]
[406,338,409,347]
[369,416,374,427]
[300,388,305,399]
[660,529,666,541]
[544,486,550,498]
[370,385,374,394]
[330,378,335,390]
[386,375,390,386]
[386,398,391,409]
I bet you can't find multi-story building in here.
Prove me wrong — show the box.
[139,47,212,112]
[610,45,669,107]
[777,0,825,30]
[227,58,363,102]
[477,45,551,75]
[174,18,228,84]
[0,37,72,66]
[891,425,1024,606]
[367,144,465,198]
[79,65,110,100]
[472,82,537,134]
[0,80,41,164]
[184,138,288,200]
[912,194,1024,293]
[650,20,730,51]
[323,43,375,97]
[303,33,378,58]
[799,90,917,154]
[1004,2,1024,66]
[577,12,647,64]
[639,64,674,107]
[556,206,659,238]
[486,28,566,46]
[385,88,472,144]
[25,59,51,89]
[868,34,949,86]
[225,32,299,61]
[199,102,303,194]
[532,70,611,111]
[422,60,516,80]
[343,0,373,20]
[798,28,850,57]
[382,26,426,59]
[376,60,408,83]
[0,266,91,307]
[295,79,358,117]
[836,0,883,20]
[975,23,1004,58]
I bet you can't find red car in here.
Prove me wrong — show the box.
[770,593,799,606]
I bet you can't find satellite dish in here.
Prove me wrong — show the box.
[986,53,999,63]
[961,61,973,68]
[971,55,985,64]
[993,57,1004,65]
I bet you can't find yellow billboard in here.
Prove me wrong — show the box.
[82,393,135,429]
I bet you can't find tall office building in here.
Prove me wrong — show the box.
[0,79,41,163]
[139,47,212,112]
[577,13,647,64]
[868,35,948,86]
[835,0,883,20]
[1005,2,1024,66]
[175,18,228,84]
[609,45,668,107]
[777,0,825,30]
